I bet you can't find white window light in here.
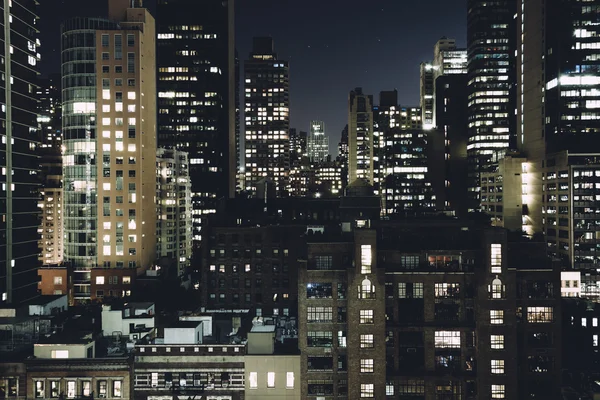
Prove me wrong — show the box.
[249,372,257,389]
[286,372,294,389]
[267,372,275,388]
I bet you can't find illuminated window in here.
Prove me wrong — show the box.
[491,310,504,324]
[102,89,110,100]
[361,383,374,398]
[489,278,504,299]
[359,278,375,299]
[360,334,374,348]
[34,381,44,398]
[491,243,502,273]
[527,307,553,323]
[307,307,332,322]
[51,350,69,359]
[286,372,294,389]
[123,276,131,284]
[491,335,504,349]
[361,244,372,274]
[360,359,374,373]
[128,91,136,100]
[67,381,75,398]
[96,276,105,285]
[359,309,374,324]
[434,331,461,348]
[53,276,62,285]
[491,359,505,374]
[491,385,505,399]
[249,372,257,389]
[267,372,275,388]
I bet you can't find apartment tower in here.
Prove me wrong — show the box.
[61,0,156,301]
[348,88,374,185]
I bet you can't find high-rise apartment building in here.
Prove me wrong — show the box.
[0,0,41,304]
[348,88,374,185]
[307,120,329,163]
[467,0,517,209]
[518,0,600,296]
[156,148,192,277]
[61,0,156,302]
[37,75,63,266]
[374,92,434,216]
[244,37,290,197]
[156,0,236,244]
[37,75,62,152]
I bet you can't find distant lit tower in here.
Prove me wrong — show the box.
[244,37,290,197]
[289,128,307,167]
[348,88,374,184]
[467,0,517,209]
[156,0,236,243]
[156,148,192,276]
[419,63,435,129]
[375,91,434,215]
[37,74,62,153]
[1,0,41,304]
[307,120,329,163]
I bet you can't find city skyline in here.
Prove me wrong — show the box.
[39,0,466,150]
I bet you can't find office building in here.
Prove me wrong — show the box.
[244,37,290,197]
[517,0,600,295]
[156,0,236,244]
[420,63,435,129]
[61,0,156,302]
[434,70,469,216]
[156,148,192,277]
[480,153,528,232]
[467,0,517,208]
[348,88,374,185]
[307,120,329,163]
[0,0,42,304]
[420,38,467,131]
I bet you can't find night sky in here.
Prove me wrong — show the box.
[39,0,466,150]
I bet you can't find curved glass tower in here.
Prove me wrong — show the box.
[61,18,116,270]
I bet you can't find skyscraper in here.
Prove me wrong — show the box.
[374,92,435,216]
[519,0,600,296]
[156,0,236,243]
[0,0,41,304]
[61,0,156,302]
[467,0,517,209]
[307,120,329,163]
[244,37,290,197]
[348,88,374,185]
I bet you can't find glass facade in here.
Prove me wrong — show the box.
[156,0,235,243]
[467,0,517,208]
[0,0,42,303]
[62,18,117,270]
